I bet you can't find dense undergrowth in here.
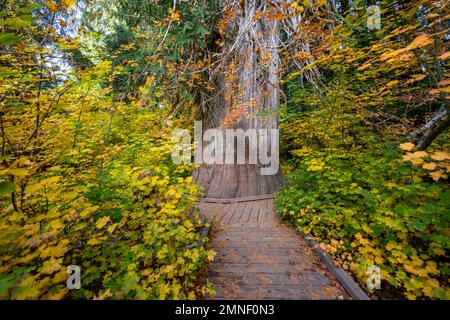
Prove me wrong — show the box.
[0,1,214,298]
[276,0,449,300]
[0,103,215,299]
[276,86,450,300]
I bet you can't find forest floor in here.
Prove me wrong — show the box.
[198,197,349,299]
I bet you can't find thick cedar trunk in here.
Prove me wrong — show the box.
[194,0,283,198]
[203,0,280,131]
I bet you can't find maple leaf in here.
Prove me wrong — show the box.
[430,171,447,182]
[95,289,113,300]
[61,0,77,8]
[357,62,372,71]
[206,250,216,262]
[187,291,196,300]
[3,168,28,177]
[87,238,101,246]
[44,0,58,12]
[402,151,428,161]
[168,8,181,22]
[41,258,63,274]
[406,35,433,51]
[422,162,437,171]
[430,151,450,161]
[410,158,423,165]
[437,79,450,87]
[399,142,415,151]
[96,216,111,229]
[439,51,450,61]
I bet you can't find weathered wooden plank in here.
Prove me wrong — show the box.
[222,202,243,224]
[219,202,238,223]
[204,198,353,300]
[201,193,276,204]
[210,274,330,288]
[228,202,245,224]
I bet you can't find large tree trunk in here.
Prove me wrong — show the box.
[194,0,283,199]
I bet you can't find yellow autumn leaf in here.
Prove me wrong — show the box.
[425,261,439,275]
[206,250,216,262]
[357,62,372,71]
[402,151,428,161]
[422,162,436,170]
[411,158,423,165]
[52,268,69,284]
[437,79,450,87]
[41,258,63,274]
[439,51,450,61]
[107,223,117,233]
[25,182,44,194]
[61,0,77,8]
[158,283,170,299]
[48,219,65,232]
[434,86,450,93]
[87,238,101,246]
[3,168,28,177]
[45,0,58,12]
[430,171,448,182]
[387,80,399,87]
[96,216,111,229]
[94,289,113,300]
[380,48,406,61]
[430,151,450,161]
[399,142,415,151]
[410,74,426,81]
[405,292,417,300]
[406,34,433,51]
[168,8,181,21]
[18,156,32,166]
[41,176,62,186]
[187,291,196,300]
[167,187,176,196]
[22,224,39,236]
[39,242,69,259]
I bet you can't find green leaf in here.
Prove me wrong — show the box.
[0,18,31,28]
[0,67,20,78]
[0,33,22,46]
[0,181,14,196]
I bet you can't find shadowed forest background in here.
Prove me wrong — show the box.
[0,0,449,300]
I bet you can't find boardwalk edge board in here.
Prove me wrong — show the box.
[201,194,277,204]
[301,233,371,300]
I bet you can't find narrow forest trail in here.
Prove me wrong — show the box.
[198,197,349,300]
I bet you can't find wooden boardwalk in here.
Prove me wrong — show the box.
[199,197,348,300]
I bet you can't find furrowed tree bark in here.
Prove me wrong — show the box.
[194,0,283,198]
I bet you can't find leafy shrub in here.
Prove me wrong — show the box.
[276,107,450,299]
[0,105,214,300]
